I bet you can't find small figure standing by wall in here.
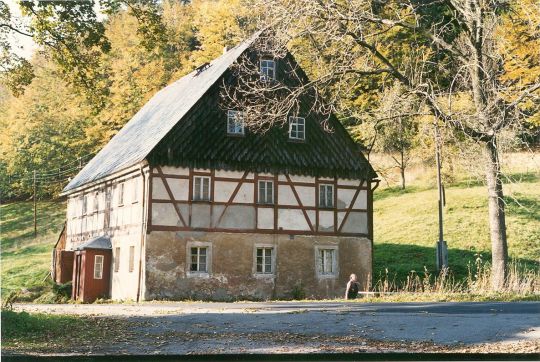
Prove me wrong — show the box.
[345,273,360,300]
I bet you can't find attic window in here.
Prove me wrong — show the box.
[289,117,305,140]
[227,110,245,135]
[260,59,276,81]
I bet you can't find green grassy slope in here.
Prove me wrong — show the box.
[1,172,538,298]
[1,201,66,297]
[373,175,540,282]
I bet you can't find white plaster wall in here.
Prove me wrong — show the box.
[110,235,142,301]
[152,178,169,199]
[152,203,180,226]
[214,181,236,202]
[161,166,189,175]
[338,179,363,186]
[319,211,334,231]
[278,209,310,230]
[289,175,314,183]
[170,179,189,201]
[337,188,356,209]
[277,185,298,206]
[233,183,254,203]
[353,190,368,209]
[341,212,368,234]
[296,186,315,207]
[215,170,245,178]
[257,208,274,229]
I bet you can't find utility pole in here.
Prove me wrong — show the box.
[434,124,448,272]
[33,170,37,238]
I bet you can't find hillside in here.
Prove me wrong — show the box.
[1,201,65,298]
[1,164,539,298]
[373,178,540,282]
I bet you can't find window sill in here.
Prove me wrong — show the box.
[288,138,306,143]
[317,273,337,279]
[253,273,275,279]
[226,133,245,137]
[191,200,212,204]
[186,271,210,278]
[318,206,335,210]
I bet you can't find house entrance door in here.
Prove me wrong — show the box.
[72,252,84,300]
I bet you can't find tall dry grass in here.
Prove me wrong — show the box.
[373,256,539,295]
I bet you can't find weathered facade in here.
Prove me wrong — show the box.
[58,32,378,301]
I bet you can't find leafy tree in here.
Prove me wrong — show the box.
[228,0,540,290]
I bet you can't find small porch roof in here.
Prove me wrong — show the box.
[75,235,112,251]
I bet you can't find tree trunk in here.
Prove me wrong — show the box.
[400,149,406,190]
[484,137,508,290]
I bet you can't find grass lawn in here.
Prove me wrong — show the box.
[373,172,540,283]
[1,200,65,298]
[1,310,131,352]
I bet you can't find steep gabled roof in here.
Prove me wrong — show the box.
[63,32,376,194]
[63,32,261,193]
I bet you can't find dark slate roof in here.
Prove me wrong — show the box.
[63,31,376,193]
[63,32,261,193]
[147,81,377,180]
[75,235,111,250]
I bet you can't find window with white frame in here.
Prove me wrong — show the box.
[227,110,245,135]
[190,246,208,273]
[118,182,125,206]
[129,246,135,272]
[114,247,120,272]
[255,247,274,274]
[193,176,211,201]
[317,248,337,276]
[258,180,274,204]
[93,192,99,213]
[260,59,276,81]
[82,195,88,215]
[319,184,334,208]
[289,117,305,140]
[94,255,104,279]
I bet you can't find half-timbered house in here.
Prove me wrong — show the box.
[57,33,378,302]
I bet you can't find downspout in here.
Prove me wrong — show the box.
[136,165,148,302]
[369,179,380,291]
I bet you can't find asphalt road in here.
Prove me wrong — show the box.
[12,301,540,354]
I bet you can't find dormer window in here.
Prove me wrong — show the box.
[260,59,276,81]
[289,116,305,140]
[227,110,245,135]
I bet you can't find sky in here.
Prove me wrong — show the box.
[5,0,37,59]
[5,0,106,59]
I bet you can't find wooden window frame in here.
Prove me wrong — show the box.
[93,192,99,214]
[132,178,139,204]
[318,184,334,208]
[82,195,88,216]
[257,180,274,205]
[227,110,245,136]
[128,246,135,273]
[289,116,305,141]
[260,59,276,81]
[193,176,211,202]
[94,255,104,279]
[186,241,212,276]
[315,246,338,278]
[254,245,275,276]
[118,182,125,207]
[114,247,120,273]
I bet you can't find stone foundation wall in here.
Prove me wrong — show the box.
[144,231,371,301]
